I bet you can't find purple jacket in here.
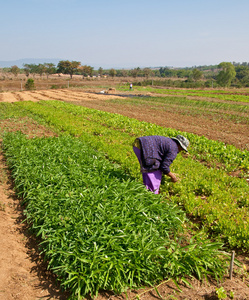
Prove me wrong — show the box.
[138,136,179,174]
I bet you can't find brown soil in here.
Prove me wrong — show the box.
[2,87,245,150]
[0,89,249,300]
[0,120,68,300]
[63,94,249,151]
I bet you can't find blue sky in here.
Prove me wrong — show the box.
[1,0,249,68]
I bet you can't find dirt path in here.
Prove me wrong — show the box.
[0,90,249,299]
[0,153,68,300]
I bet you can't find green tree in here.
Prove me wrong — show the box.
[57,60,81,79]
[98,67,103,77]
[130,67,140,78]
[23,64,33,77]
[235,65,249,81]
[10,65,20,77]
[121,69,128,77]
[159,67,177,78]
[234,65,249,86]
[109,68,116,78]
[37,64,46,77]
[116,69,128,77]
[192,68,203,81]
[80,65,94,78]
[25,78,35,90]
[44,63,56,79]
[153,69,161,77]
[143,67,151,79]
[23,63,40,77]
[176,69,191,78]
[217,62,236,87]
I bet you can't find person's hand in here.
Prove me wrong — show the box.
[167,172,180,183]
[170,173,178,183]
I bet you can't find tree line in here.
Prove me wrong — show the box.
[2,60,249,88]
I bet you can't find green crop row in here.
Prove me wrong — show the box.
[108,95,249,125]
[2,132,227,298]
[1,100,249,251]
[113,95,249,114]
[15,100,249,175]
[118,86,249,103]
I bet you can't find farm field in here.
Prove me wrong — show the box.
[0,86,249,299]
[1,86,248,150]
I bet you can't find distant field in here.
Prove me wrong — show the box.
[1,86,248,150]
[0,75,129,92]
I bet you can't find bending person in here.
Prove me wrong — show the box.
[133,135,189,194]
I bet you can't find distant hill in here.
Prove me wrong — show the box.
[0,58,62,68]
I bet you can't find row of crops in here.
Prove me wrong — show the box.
[107,94,249,132]
[0,99,249,298]
[2,132,226,298]
[119,86,249,103]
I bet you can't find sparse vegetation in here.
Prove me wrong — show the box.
[1,61,249,88]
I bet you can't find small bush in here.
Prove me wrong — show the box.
[25,78,35,90]
[50,85,60,89]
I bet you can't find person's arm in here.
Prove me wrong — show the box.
[165,171,178,183]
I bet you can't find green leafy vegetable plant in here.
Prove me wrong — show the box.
[2,132,227,298]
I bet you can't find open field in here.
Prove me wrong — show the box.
[0,84,249,299]
[1,86,248,150]
[0,75,131,92]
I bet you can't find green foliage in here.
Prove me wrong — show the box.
[25,78,35,90]
[217,62,236,87]
[44,63,56,78]
[50,84,61,89]
[98,67,103,76]
[3,99,249,252]
[57,60,81,79]
[109,94,249,125]
[192,68,203,81]
[78,65,94,77]
[2,132,227,298]
[159,67,192,78]
[130,68,141,78]
[10,65,20,77]
[235,65,249,87]
[0,201,5,211]
[23,63,35,77]
[118,86,249,103]
[216,286,227,299]
[132,78,208,89]
[109,68,117,78]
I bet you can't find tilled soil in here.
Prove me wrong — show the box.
[0,89,249,300]
[2,88,247,150]
[0,121,68,300]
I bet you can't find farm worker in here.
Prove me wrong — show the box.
[130,83,133,90]
[133,135,189,194]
